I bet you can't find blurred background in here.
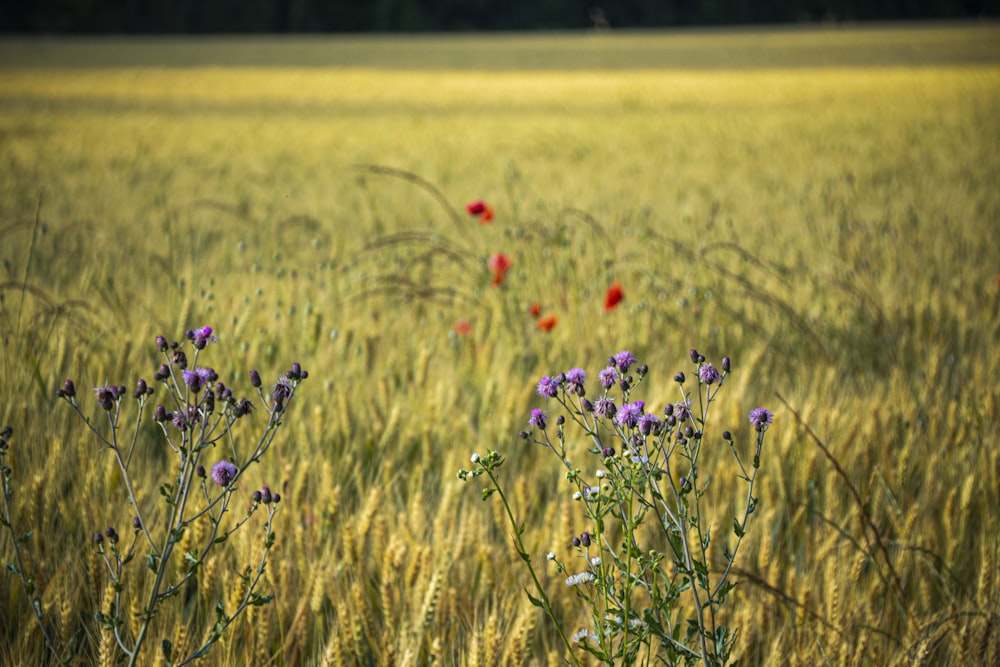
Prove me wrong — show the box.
[1,0,998,33]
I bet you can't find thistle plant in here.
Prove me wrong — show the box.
[4,326,308,666]
[459,348,772,666]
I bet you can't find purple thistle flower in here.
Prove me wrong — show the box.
[565,368,586,395]
[211,460,238,487]
[638,412,661,436]
[598,366,617,390]
[182,370,203,393]
[594,398,617,419]
[616,401,645,429]
[529,408,547,430]
[271,377,293,403]
[613,350,637,373]
[93,385,115,411]
[698,363,721,385]
[233,398,254,418]
[191,326,217,350]
[671,400,692,423]
[537,375,560,398]
[749,408,774,431]
[171,410,188,431]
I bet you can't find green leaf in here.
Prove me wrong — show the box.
[16,530,33,545]
[146,554,159,572]
[524,589,544,609]
[213,533,228,544]
[161,639,173,661]
[733,518,744,538]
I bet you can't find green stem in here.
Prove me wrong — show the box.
[485,466,583,666]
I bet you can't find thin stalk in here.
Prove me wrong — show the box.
[484,466,583,666]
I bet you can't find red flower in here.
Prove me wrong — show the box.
[604,282,624,311]
[537,314,558,332]
[529,302,542,318]
[466,200,494,224]
[488,253,512,286]
[453,319,472,335]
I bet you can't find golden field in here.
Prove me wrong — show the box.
[1,24,999,665]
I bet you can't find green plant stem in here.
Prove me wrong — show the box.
[484,466,583,666]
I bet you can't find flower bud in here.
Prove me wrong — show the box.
[722,430,732,441]
[134,378,149,399]
[249,370,262,388]
[132,516,142,532]
[721,356,731,373]
[571,536,581,547]
[674,372,685,384]
[196,465,206,479]
[252,490,262,503]
[260,486,272,504]
[689,348,700,363]
[272,493,281,504]
[62,380,76,398]
[580,531,591,547]
[156,335,168,352]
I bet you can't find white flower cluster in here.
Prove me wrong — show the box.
[565,571,596,586]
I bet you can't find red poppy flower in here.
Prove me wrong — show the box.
[466,200,494,224]
[604,282,624,311]
[529,302,542,318]
[488,253,512,286]
[453,319,472,335]
[537,314,558,332]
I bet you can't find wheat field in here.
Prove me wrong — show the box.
[1,24,999,665]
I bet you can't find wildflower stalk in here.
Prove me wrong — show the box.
[463,350,771,665]
[48,328,306,666]
[478,457,584,666]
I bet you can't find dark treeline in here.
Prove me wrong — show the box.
[1,0,996,33]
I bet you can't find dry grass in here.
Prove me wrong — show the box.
[1,24,999,666]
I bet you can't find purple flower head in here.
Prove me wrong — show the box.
[529,408,548,430]
[749,408,774,431]
[93,385,116,411]
[171,350,188,370]
[616,400,645,429]
[594,398,617,419]
[271,377,293,403]
[211,460,238,487]
[233,398,254,418]
[699,363,721,385]
[190,326,217,350]
[60,379,76,398]
[565,368,587,395]
[638,412,661,436]
[671,399,692,423]
[182,369,203,393]
[598,366,618,390]
[537,375,560,398]
[613,350,637,374]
